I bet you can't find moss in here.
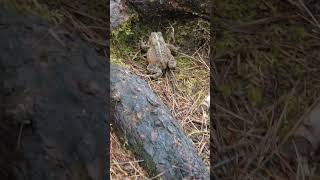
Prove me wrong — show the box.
[270,24,286,36]
[216,81,245,97]
[110,15,154,66]
[131,145,158,178]
[217,84,233,97]
[173,19,210,49]
[215,32,237,55]
[110,17,209,62]
[119,131,158,178]
[111,19,136,58]
[215,0,265,22]
[175,55,209,98]
[247,84,263,106]
[110,55,130,68]
[289,26,308,41]
[110,16,210,103]
[175,56,193,68]
[116,131,158,178]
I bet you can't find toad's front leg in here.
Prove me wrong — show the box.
[147,64,163,79]
[140,39,149,50]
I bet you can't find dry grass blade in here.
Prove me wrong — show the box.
[215,103,253,125]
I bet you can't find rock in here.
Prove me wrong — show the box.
[110,0,130,31]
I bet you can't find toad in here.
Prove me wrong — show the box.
[141,32,177,79]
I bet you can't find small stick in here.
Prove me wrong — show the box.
[16,123,24,150]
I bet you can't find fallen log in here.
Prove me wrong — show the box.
[110,0,210,32]
[127,0,210,20]
[0,7,108,180]
[110,65,210,179]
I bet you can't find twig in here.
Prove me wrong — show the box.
[297,0,320,30]
[16,123,24,150]
[149,172,165,180]
[215,103,254,125]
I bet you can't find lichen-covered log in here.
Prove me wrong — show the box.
[0,7,108,180]
[110,65,210,179]
[127,0,210,20]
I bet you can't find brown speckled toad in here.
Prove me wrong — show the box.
[141,32,177,79]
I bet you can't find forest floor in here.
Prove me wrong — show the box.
[212,0,320,179]
[110,11,210,180]
[2,0,210,179]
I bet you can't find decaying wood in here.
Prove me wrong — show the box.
[127,0,210,20]
[110,0,210,32]
[110,65,210,179]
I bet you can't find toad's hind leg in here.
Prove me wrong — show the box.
[167,56,176,69]
[147,64,163,79]
[166,43,179,55]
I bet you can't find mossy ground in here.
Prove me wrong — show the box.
[213,0,320,179]
[111,16,210,100]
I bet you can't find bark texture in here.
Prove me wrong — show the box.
[127,0,210,19]
[110,65,210,179]
[0,7,108,180]
[110,0,210,31]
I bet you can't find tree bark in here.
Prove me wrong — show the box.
[110,0,210,31]
[110,65,210,179]
[127,0,210,20]
[0,7,108,180]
